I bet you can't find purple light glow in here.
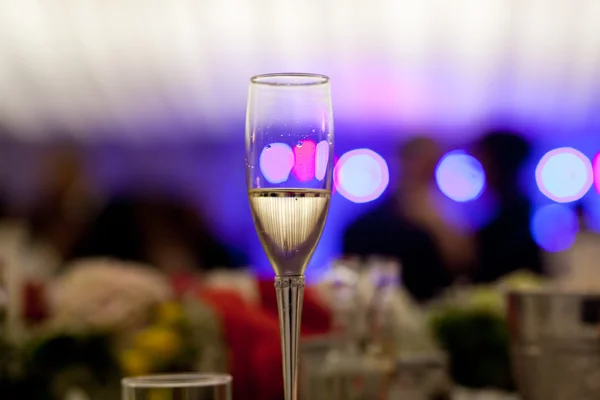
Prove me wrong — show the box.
[334,149,389,203]
[259,143,294,184]
[536,147,593,203]
[531,204,579,252]
[435,150,485,202]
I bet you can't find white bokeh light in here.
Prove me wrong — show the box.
[315,140,330,181]
[536,147,593,203]
[335,149,389,203]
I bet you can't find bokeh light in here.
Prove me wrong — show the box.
[435,150,486,202]
[535,147,593,203]
[259,143,294,184]
[531,204,579,252]
[331,156,339,195]
[315,140,330,181]
[292,140,316,182]
[334,149,389,203]
[593,153,600,194]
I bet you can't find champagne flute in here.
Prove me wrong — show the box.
[246,73,334,400]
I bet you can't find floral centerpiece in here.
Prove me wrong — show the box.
[1,258,226,400]
[428,271,544,390]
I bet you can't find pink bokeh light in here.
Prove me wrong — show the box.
[593,153,600,194]
[259,142,295,184]
[292,140,316,182]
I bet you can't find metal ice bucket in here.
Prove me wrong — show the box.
[507,289,600,400]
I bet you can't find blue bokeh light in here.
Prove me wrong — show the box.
[435,150,486,202]
[531,204,579,252]
[334,149,389,203]
[535,147,593,203]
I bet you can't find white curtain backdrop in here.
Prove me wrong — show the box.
[0,0,599,140]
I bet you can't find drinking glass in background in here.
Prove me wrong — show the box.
[326,258,362,356]
[122,373,232,400]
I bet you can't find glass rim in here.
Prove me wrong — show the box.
[250,73,329,87]
[122,373,232,389]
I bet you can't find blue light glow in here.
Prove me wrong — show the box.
[531,204,579,252]
[334,149,389,203]
[435,150,486,202]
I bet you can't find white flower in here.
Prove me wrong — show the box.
[48,258,172,332]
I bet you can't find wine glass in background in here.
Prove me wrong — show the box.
[246,73,334,400]
[122,373,232,400]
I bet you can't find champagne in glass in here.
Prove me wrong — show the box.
[246,73,334,400]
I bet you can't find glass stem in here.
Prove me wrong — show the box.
[275,275,305,400]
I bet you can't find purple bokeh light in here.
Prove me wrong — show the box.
[435,150,486,202]
[531,204,579,252]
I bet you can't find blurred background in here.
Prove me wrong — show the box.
[1,0,599,280]
[1,1,600,399]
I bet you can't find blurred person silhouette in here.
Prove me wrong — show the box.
[472,129,543,281]
[0,191,6,221]
[27,146,103,275]
[343,137,475,302]
[69,193,247,274]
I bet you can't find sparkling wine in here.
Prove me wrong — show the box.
[249,188,330,276]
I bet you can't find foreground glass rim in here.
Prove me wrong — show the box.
[250,72,329,86]
[122,373,232,388]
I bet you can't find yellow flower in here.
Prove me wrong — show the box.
[155,302,185,326]
[133,326,183,360]
[120,349,152,376]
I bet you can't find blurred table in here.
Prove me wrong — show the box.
[453,388,519,400]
